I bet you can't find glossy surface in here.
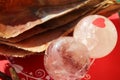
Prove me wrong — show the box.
[44,37,90,80]
[73,15,118,58]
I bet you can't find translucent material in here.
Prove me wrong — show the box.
[44,37,90,80]
[73,15,118,58]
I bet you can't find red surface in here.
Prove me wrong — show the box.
[86,13,120,80]
[92,18,105,28]
[0,13,120,80]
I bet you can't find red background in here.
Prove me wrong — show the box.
[0,13,120,80]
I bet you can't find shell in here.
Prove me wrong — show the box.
[0,0,120,57]
[0,0,86,38]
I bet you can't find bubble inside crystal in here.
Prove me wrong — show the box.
[44,37,90,80]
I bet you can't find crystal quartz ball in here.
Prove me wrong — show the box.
[44,37,90,80]
[73,15,118,58]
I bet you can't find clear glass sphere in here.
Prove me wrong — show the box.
[44,37,90,80]
[73,15,117,58]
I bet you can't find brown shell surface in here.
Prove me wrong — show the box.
[0,19,77,57]
[0,0,86,38]
[0,0,120,57]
